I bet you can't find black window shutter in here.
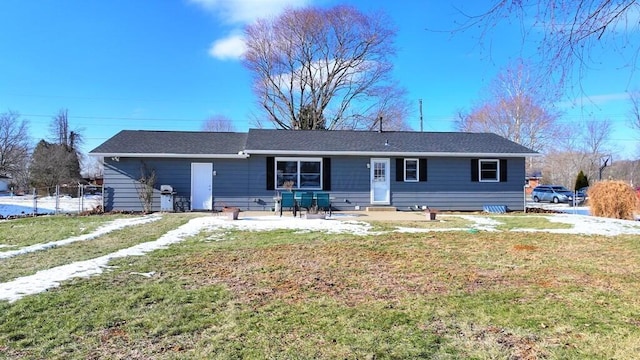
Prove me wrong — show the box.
[266,157,274,190]
[322,158,331,190]
[471,159,479,182]
[500,159,508,182]
[396,158,404,181]
[419,159,427,182]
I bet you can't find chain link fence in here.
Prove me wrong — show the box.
[0,184,103,218]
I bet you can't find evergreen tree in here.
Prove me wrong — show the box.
[574,170,589,191]
[30,140,82,192]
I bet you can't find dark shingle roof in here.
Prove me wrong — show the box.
[89,129,538,157]
[89,130,247,156]
[244,129,538,156]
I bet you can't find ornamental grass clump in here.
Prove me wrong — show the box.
[588,180,639,220]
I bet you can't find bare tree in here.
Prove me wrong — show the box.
[630,90,640,133]
[244,5,405,130]
[367,84,413,131]
[135,162,156,213]
[583,118,612,153]
[542,150,584,187]
[50,109,69,146]
[457,60,559,153]
[583,118,615,180]
[607,159,640,186]
[452,1,640,85]
[0,111,30,180]
[202,115,237,132]
[49,109,83,151]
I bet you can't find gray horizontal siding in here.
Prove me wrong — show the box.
[388,157,526,211]
[103,158,193,212]
[210,158,250,209]
[102,155,528,212]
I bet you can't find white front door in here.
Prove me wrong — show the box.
[191,163,213,210]
[370,158,390,205]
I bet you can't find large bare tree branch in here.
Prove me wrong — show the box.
[244,5,406,130]
[450,1,640,86]
[630,90,640,134]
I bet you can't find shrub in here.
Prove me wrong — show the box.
[589,180,639,220]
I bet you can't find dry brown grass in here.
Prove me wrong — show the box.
[4,225,640,359]
[589,180,639,220]
[177,231,640,307]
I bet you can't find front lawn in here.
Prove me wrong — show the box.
[1,216,639,359]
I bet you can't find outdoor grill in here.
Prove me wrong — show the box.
[160,185,176,212]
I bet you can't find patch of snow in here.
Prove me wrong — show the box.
[0,216,209,302]
[457,215,503,232]
[205,215,377,236]
[3,212,640,303]
[513,214,640,236]
[0,215,377,302]
[0,214,161,259]
[0,194,102,217]
[129,271,156,278]
[394,227,470,233]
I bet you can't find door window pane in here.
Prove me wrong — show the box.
[374,162,386,182]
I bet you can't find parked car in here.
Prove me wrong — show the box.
[532,185,576,204]
[576,186,589,203]
[84,184,102,195]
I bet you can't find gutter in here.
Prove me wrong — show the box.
[243,150,541,158]
[89,152,250,159]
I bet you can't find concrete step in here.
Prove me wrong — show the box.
[365,206,397,212]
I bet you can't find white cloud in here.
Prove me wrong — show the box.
[190,0,310,60]
[275,59,373,93]
[190,0,309,24]
[208,33,247,60]
[559,92,631,108]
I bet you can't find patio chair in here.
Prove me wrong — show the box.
[298,192,314,216]
[315,192,332,216]
[280,192,297,217]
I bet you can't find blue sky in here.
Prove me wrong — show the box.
[1,0,638,160]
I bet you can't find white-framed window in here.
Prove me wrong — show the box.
[404,159,419,182]
[275,157,322,190]
[373,161,386,182]
[479,159,499,182]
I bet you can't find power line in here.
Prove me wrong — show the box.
[21,113,224,123]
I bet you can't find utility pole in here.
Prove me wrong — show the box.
[419,99,423,132]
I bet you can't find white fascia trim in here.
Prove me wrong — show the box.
[244,150,540,158]
[90,153,250,159]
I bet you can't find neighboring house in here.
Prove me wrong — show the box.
[525,175,542,195]
[89,129,538,212]
[0,175,10,193]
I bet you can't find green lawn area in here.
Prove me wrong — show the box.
[0,214,200,282]
[1,214,640,359]
[0,214,131,248]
